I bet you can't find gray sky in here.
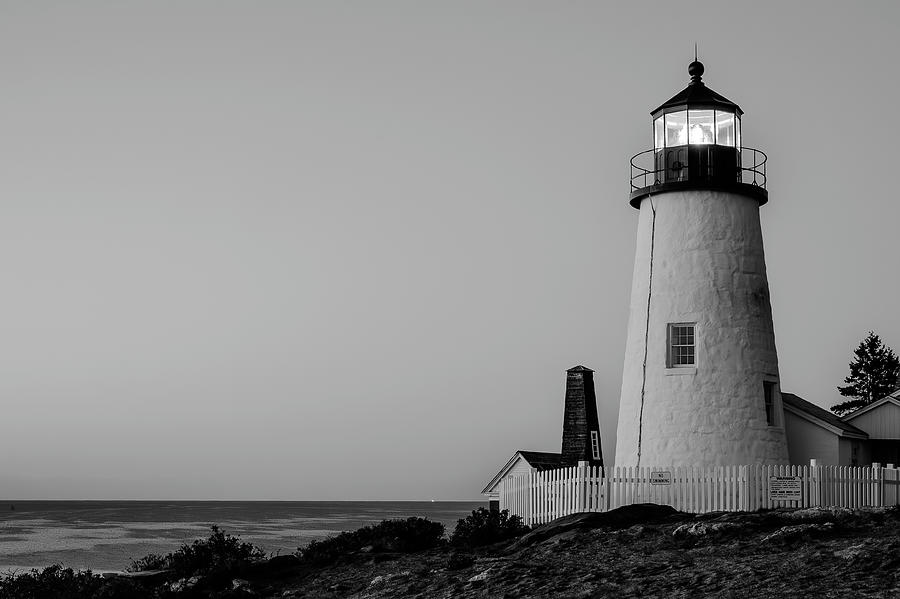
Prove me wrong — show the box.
[1,1,898,500]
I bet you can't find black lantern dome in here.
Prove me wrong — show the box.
[629,61,767,208]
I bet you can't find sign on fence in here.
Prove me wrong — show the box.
[650,470,672,485]
[769,476,802,500]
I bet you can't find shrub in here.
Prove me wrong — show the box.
[127,553,168,572]
[297,517,445,565]
[0,565,107,599]
[450,508,529,548]
[128,525,266,578]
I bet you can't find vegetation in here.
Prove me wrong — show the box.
[832,331,900,415]
[8,507,900,597]
[450,507,530,548]
[296,517,445,565]
[128,525,266,577]
[0,565,135,599]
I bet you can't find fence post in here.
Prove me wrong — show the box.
[809,459,820,508]
[604,466,611,512]
[873,462,882,508]
[889,464,897,507]
[525,469,531,526]
[739,465,747,511]
[576,461,587,513]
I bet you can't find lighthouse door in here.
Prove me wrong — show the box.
[664,148,687,182]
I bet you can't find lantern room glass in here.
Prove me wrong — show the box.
[654,117,664,151]
[688,110,715,144]
[715,111,735,147]
[657,109,740,149]
[665,111,687,147]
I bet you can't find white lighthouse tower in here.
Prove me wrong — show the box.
[615,60,789,468]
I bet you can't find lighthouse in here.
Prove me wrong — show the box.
[615,60,789,468]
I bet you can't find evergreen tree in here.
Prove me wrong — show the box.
[831,331,900,416]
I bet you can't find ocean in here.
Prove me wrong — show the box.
[0,500,484,574]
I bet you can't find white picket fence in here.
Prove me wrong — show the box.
[499,462,900,526]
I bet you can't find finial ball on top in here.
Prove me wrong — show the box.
[688,60,704,81]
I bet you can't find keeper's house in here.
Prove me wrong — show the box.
[783,389,900,467]
[782,393,870,467]
[842,389,900,466]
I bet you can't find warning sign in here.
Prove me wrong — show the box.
[769,476,802,500]
[650,471,672,485]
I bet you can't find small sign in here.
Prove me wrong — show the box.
[650,471,672,485]
[769,476,802,500]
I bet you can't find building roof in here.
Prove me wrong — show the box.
[651,61,742,116]
[782,392,869,438]
[517,451,565,471]
[843,388,900,421]
[481,450,565,495]
[566,365,594,373]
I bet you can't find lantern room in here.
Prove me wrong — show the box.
[629,60,767,208]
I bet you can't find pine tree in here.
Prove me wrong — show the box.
[831,331,900,416]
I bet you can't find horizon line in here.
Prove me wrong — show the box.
[1,498,486,503]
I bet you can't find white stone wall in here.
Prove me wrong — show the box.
[615,189,789,467]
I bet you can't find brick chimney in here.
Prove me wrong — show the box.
[561,366,603,467]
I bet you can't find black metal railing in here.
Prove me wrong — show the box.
[630,146,767,191]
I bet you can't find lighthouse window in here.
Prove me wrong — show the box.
[590,431,601,460]
[688,110,715,145]
[667,323,695,367]
[654,117,665,151]
[763,381,776,426]
[735,115,742,150]
[715,111,735,147]
[665,111,687,147]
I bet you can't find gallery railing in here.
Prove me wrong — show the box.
[630,146,767,192]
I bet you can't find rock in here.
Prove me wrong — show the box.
[360,545,374,553]
[779,507,852,522]
[834,543,869,560]
[169,575,202,592]
[115,569,172,585]
[762,523,835,543]
[447,552,475,570]
[369,570,411,586]
[511,504,681,549]
[549,529,580,544]
[672,522,741,537]
[468,568,492,583]
[244,554,301,577]
[232,578,250,589]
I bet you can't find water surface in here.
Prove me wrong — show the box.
[0,500,483,573]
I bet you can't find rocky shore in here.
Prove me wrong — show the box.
[6,504,900,598]
[273,504,900,598]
